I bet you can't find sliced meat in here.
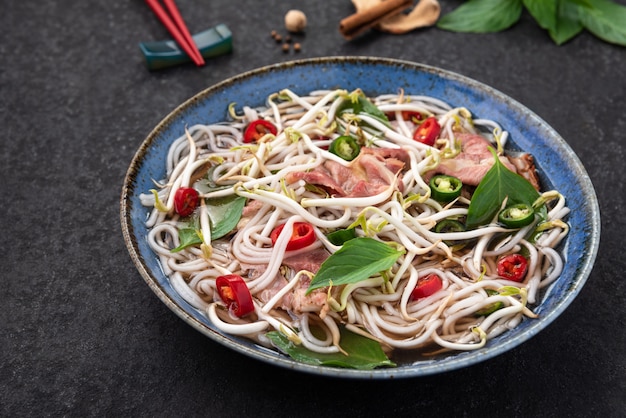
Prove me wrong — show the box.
[236,199,265,230]
[360,146,412,168]
[507,153,540,190]
[239,262,266,280]
[285,146,410,197]
[424,133,520,186]
[283,247,330,273]
[241,199,264,217]
[291,275,329,314]
[242,248,331,313]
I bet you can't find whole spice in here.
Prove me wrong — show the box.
[343,0,440,39]
[284,9,307,33]
[341,0,413,39]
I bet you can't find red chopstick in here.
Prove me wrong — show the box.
[145,0,205,66]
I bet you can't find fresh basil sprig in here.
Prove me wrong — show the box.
[466,148,540,229]
[171,227,202,253]
[437,0,626,46]
[170,195,246,252]
[205,195,246,239]
[266,326,396,369]
[338,94,390,125]
[337,92,391,136]
[307,237,404,293]
[438,0,523,32]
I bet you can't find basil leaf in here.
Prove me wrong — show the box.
[566,0,594,6]
[578,0,626,46]
[523,0,584,45]
[523,0,557,32]
[437,0,523,32]
[193,177,232,194]
[466,148,540,229]
[170,195,246,252]
[206,195,246,240]
[307,237,404,293]
[266,327,396,370]
[550,0,585,45]
[338,95,390,130]
[171,227,202,253]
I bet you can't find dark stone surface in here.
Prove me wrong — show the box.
[2,1,624,416]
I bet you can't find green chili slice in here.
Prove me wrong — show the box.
[429,175,463,202]
[326,228,357,246]
[498,203,535,228]
[434,219,466,246]
[435,219,465,234]
[329,135,360,161]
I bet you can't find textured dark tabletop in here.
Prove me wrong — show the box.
[2,1,625,416]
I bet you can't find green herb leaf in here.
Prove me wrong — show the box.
[549,0,585,45]
[206,195,246,240]
[326,228,357,246]
[266,326,396,370]
[437,0,625,46]
[466,148,541,229]
[171,227,202,253]
[307,237,404,293]
[578,0,626,46]
[523,0,557,32]
[337,94,390,132]
[339,95,389,124]
[170,194,246,252]
[437,0,523,33]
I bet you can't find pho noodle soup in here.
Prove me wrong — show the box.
[140,89,568,369]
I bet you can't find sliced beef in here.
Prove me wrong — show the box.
[424,133,535,187]
[252,248,331,314]
[283,247,330,273]
[507,153,540,190]
[286,146,410,197]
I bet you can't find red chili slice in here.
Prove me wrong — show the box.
[402,111,424,123]
[215,274,254,317]
[243,119,278,143]
[410,273,443,300]
[270,221,316,251]
[497,254,529,282]
[173,187,199,217]
[413,116,441,146]
[385,110,423,122]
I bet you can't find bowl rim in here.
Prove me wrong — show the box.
[120,56,600,379]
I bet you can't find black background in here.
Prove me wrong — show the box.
[2,1,625,416]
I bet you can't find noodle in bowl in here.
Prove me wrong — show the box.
[121,57,599,378]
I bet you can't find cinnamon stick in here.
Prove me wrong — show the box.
[339,0,413,40]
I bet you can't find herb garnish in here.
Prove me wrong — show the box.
[337,90,391,136]
[266,326,396,369]
[307,237,404,293]
[171,227,202,253]
[171,194,246,252]
[466,148,540,229]
[205,195,246,239]
[438,0,626,47]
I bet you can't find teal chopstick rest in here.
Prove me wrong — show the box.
[140,24,233,70]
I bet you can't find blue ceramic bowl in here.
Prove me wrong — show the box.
[120,57,600,378]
